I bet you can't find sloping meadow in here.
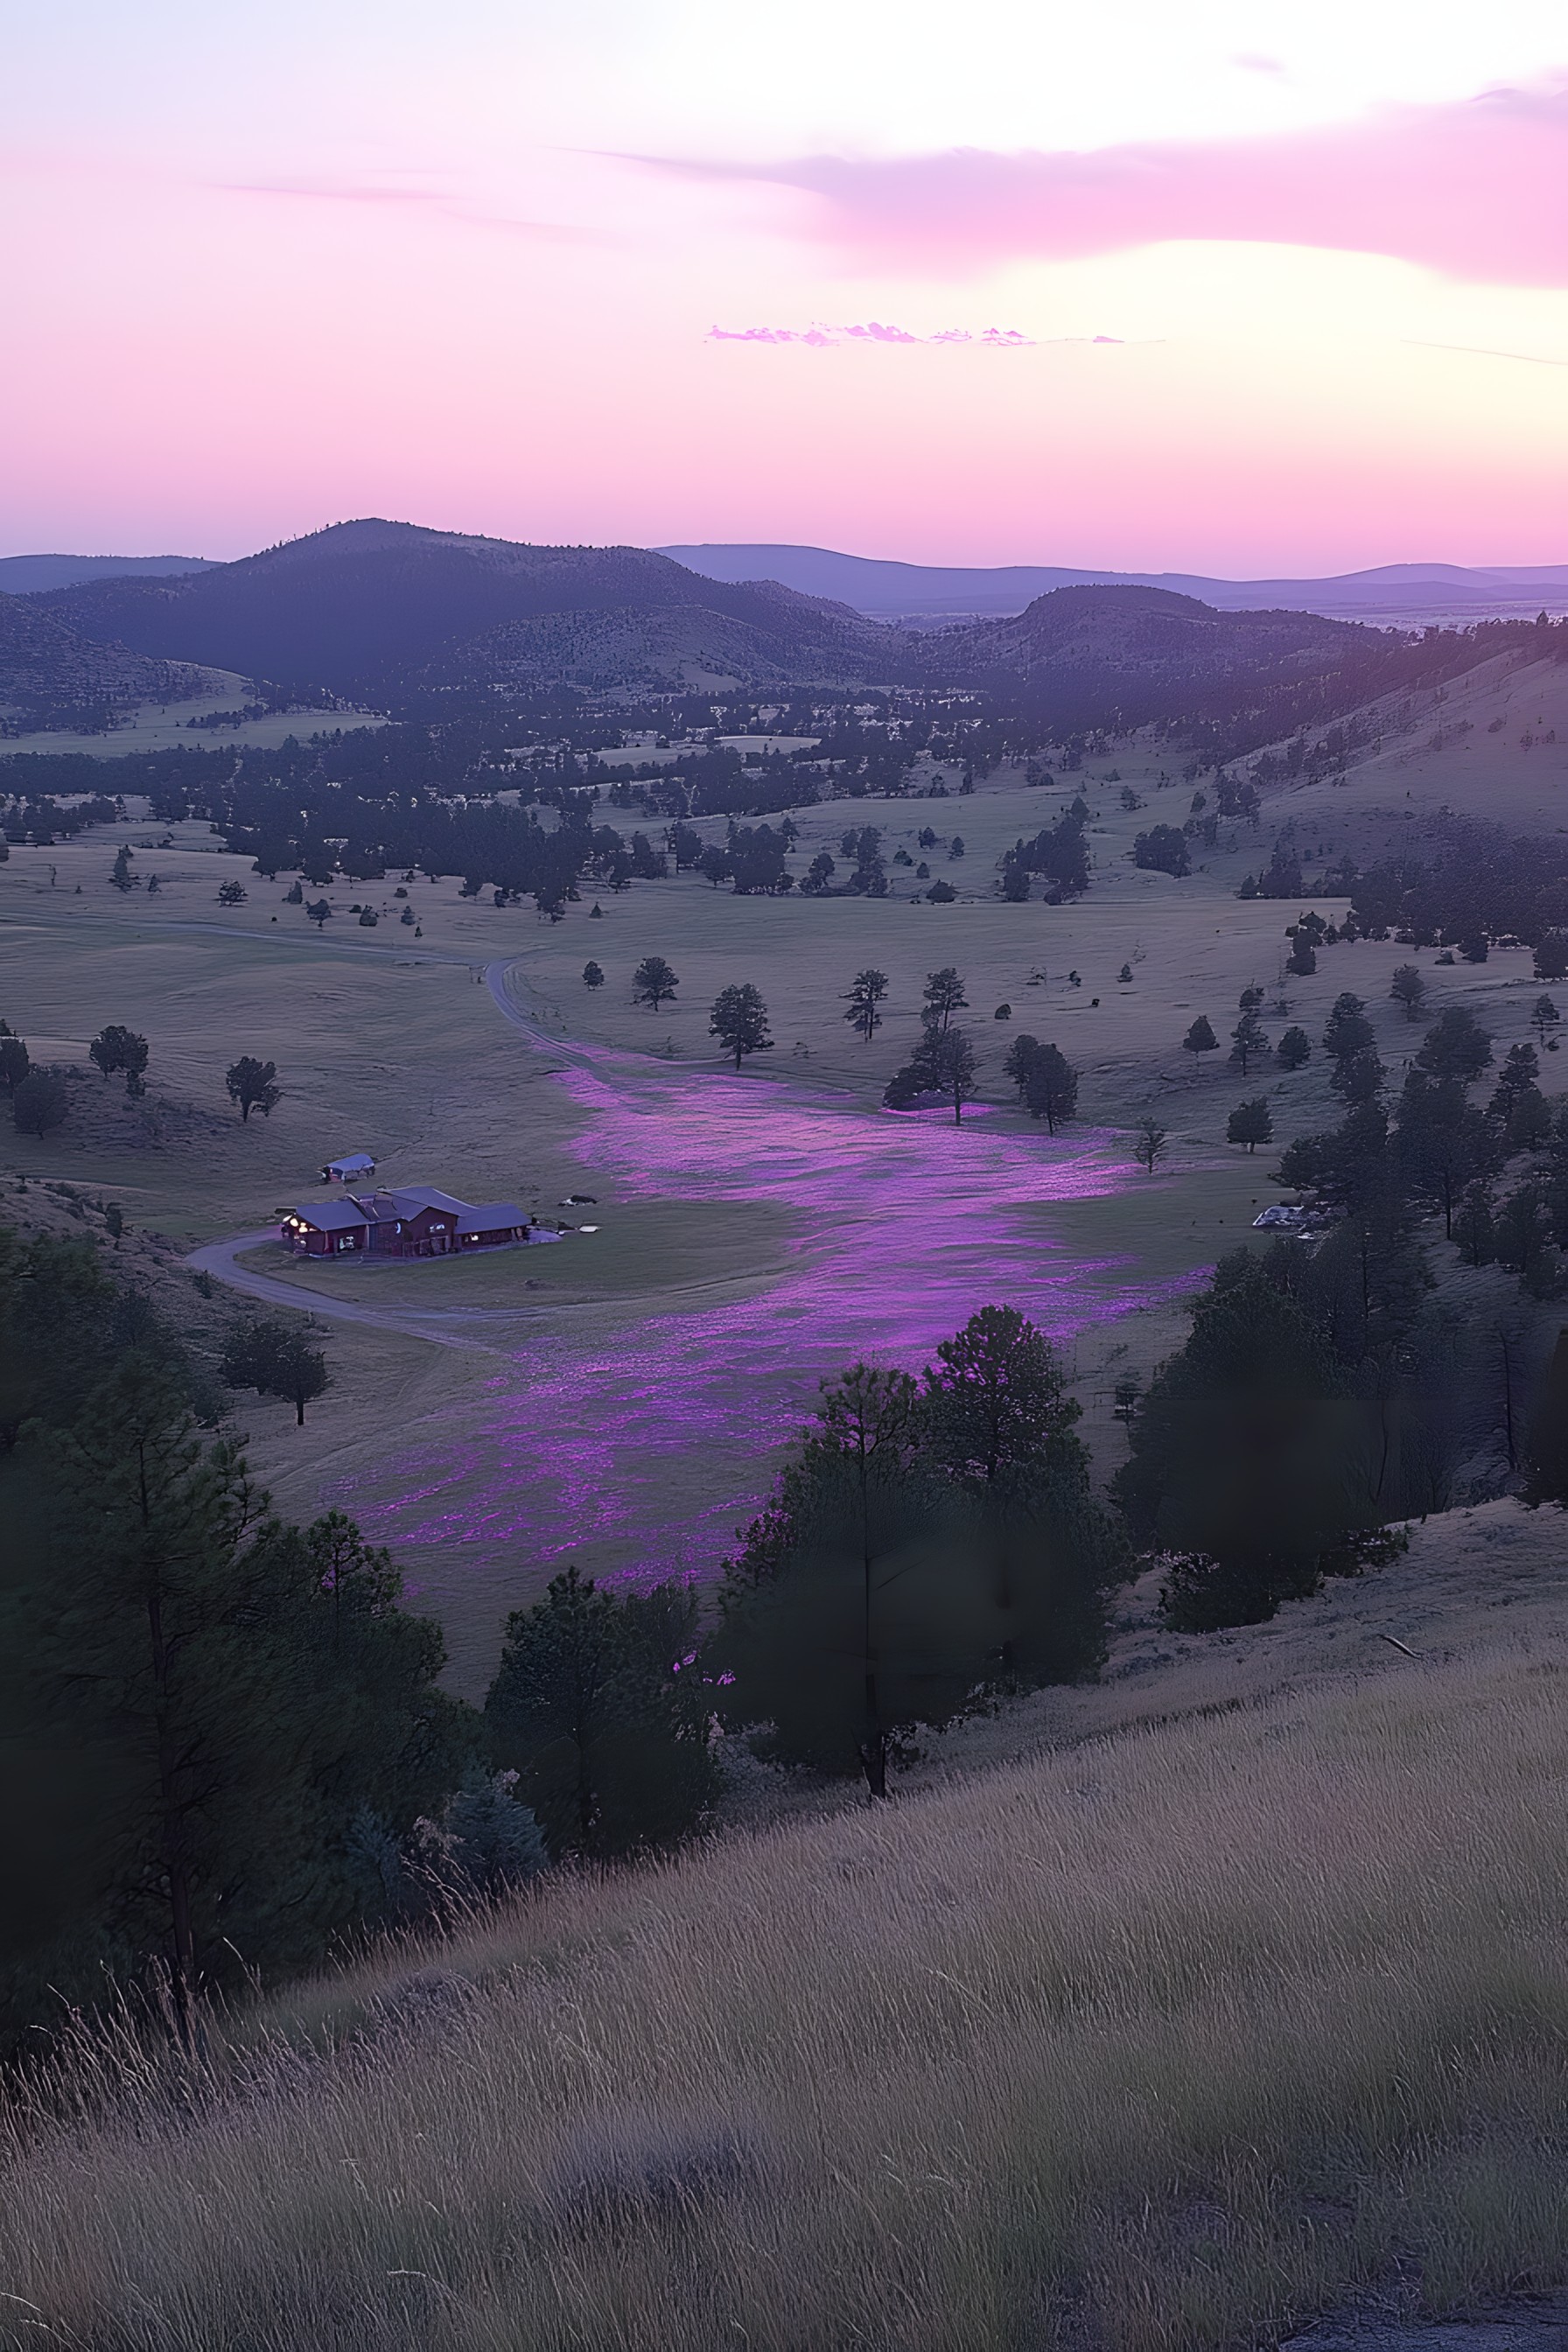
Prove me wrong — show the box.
[4,1638,1568,2351]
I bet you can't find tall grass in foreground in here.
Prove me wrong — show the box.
[4,1645,1568,2350]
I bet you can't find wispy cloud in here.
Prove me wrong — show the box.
[707,322,1125,347]
[216,177,598,242]
[218,178,450,206]
[1407,340,1568,369]
[653,80,1568,287]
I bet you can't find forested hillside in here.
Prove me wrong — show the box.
[0,595,205,734]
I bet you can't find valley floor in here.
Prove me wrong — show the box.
[4,733,1560,1689]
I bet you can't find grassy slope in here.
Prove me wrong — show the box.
[4,1500,1566,2352]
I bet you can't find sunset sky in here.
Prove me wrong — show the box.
[4,0,1568,570]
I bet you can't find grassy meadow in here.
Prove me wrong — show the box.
[2,678,1566,1689]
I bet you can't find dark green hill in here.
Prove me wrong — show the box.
[37,520,898,699]
[920,584,1442,742]
[934,584,1363,682]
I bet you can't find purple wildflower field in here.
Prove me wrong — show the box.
[328,1018,1199,1588]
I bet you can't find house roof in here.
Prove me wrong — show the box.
[290,1200,370,1232]
[395,1184,472,1217]
[455,1202,526,1232]
[345,1187,454,1223]
[289,1185,525,1237]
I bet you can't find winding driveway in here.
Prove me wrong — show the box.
[185,1228,512,1353]
[185,954,568,1345]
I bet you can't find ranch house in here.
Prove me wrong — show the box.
[283,1184,529,1258]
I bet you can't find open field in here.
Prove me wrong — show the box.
[5,1498,1568,2352]
[0,673,374,755]
[1,713,1563,1690]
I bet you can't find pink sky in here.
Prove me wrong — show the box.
[4,1,1568,571]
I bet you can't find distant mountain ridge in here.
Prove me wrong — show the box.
[10,519,1512,736]
[0,554,216,596]
[659,543,1568,626]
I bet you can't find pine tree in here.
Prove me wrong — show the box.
[1323,992,1375,1065]
[1003,1033,1040,1099]
[1181,1015,1219,1068]
[921,1306,1083,1501]
[1133,1115,1168,1173]
[714,1350,1114,1796]
[1022,1044,1078,1132]
[927,1026,978,1124]
[842,969,889,1043]
[5,1359,475,2033]
[1228,1009,1270,1075]
[20,1359,304,2012]
[920,967,968,1034]
[1227,1098,1273,1153]
[1416,1008,1493,1087]
[709,983,773,1070]
[1112,1252,1381,1629]
[484,1567,712,1857]
[632,956,679,1010]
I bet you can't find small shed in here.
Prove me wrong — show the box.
[323,1152,376,1183]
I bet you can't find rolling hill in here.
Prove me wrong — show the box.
[32,520,895,700]
[934,582,1362,682]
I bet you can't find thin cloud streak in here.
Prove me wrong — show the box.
[706,321,1106,346]
[654,79,1568,286]
[217,178,451,206]
[215,177,601,243]
[1407,340,1568,368]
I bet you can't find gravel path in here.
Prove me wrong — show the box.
[183,1228,508,1352]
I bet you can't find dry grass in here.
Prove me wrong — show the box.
[5,1577,1568,2351]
